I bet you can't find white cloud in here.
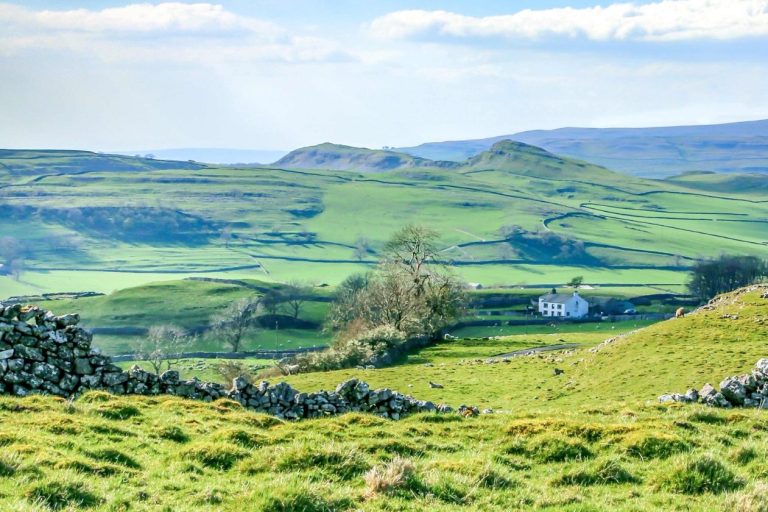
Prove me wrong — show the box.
[0,2,349,63]
[369,0,768,42]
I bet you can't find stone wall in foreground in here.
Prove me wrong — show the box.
[0,303,451,420]
[659,358,768,409]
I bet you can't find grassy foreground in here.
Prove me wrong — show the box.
[0,287,765,510]
[0,393,766,511]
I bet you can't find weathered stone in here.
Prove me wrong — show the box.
[720,376,747,405]
[74,358,93,375]
[55,314,80,328]
[13,345,43,362]
[31,363,60,382]
[102,372,129,387]
[0,349,13,360]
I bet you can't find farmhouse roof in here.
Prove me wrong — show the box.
[539,293,575,303]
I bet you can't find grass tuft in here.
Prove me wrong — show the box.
[622,431,690,459]
[659,455,744,495]
[364,456,416,498]
[93,403,141,421]
[182,442,248,470]
[554,457,639,486]
[25,480,102,510]
[85,448,141,469]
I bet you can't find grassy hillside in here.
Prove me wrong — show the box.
[36,279,332,355]
[273,143,457,172]
[0,287,766,510]
[1,144,766,297]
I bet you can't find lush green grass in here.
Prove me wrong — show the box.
[0,385,765,510]
[0,288,765,510]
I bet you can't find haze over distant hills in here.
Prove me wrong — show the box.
[396,119,768,178]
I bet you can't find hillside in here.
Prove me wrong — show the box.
[2,144,767,297]
[0,287,766,510]
[273,143,458,172]
[398,119,768,178]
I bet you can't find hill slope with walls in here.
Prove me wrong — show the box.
[2,142,768,297]
[397,119,768,177]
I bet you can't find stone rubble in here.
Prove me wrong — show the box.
[658,358,768,409]
[0,304,452,420]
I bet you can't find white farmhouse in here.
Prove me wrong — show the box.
[538,289,589,318]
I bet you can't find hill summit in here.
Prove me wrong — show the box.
[273,143,458,172]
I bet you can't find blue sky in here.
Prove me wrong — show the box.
[1,0,767,151]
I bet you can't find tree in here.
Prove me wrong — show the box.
[327,225,466,340]
[383,224,439,298]
[567,276,584,288]
[283,280,311,320]
[261,289,285,316]
[133,325,191,375]
[210,298,261,352]
[353,236,372,261]
[688,255,767,301]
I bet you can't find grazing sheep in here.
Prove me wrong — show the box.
[675,307,686,318]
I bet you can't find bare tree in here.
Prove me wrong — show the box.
[327,225,466,339]
[210,298,261,352]
[284,280,310,320]
[354,236,372,261]
[383,224,439,298]
[133,325,191,375]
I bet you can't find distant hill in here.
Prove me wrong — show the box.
[0,149,204,177]
[273,143,460,172]
[397,119,768,178]
[113,148,288,165]
[272,140,617,181]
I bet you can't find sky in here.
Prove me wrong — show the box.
[1,0,768,151]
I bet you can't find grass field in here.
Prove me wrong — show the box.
[1,146,765,297]
[0,287,765,510]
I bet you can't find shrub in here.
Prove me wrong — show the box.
[182,443,248,470]
[659,455,743,495]
[216,361,253,385]
[364,457,416,498]
[25,480,102,510]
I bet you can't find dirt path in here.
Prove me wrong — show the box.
[487,343,580,361]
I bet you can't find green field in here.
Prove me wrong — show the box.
[1,144,766,297]
[0,287,765,510]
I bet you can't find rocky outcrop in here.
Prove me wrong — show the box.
[0,303,450,420]
[658,359,768,409]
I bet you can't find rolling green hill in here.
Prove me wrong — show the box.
[1,143,766,298]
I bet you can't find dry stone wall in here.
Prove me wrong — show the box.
[0,303,451,420]
[659,359,768,409]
